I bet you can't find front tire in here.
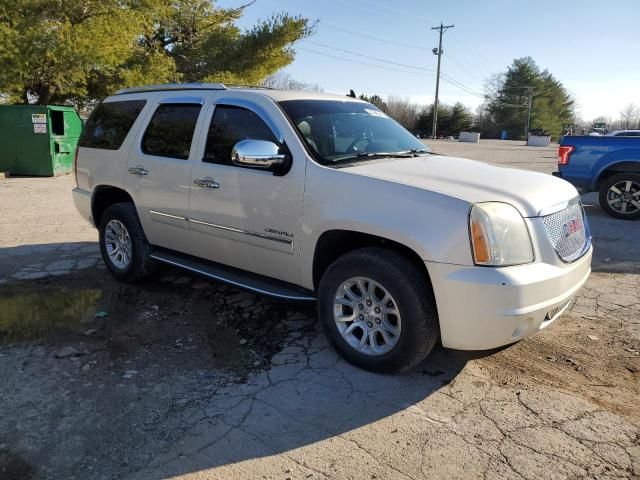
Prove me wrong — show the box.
[317,248,439,373]
[599,173,640,220]
[98,203,155,282]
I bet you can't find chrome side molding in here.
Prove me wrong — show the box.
[148,210,293,246]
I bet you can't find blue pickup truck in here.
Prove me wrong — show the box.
[554,136,640,219]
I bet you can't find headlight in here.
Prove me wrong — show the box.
[469,202,534,266]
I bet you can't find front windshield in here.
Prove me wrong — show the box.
[278,99,430,164]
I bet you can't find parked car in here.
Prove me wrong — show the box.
[73,83,592,373]
[605,130,640,137]
[554,135,640,219]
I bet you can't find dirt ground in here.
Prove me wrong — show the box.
[0,140,639,480]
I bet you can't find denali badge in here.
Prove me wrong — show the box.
[562,218,583,238]
[265,228,293,238]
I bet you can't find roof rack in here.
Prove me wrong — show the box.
[225,83,275,90]
[115,83,228,95]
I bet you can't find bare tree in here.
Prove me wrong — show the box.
[385,96,420,131]
[261,72,323,92]
[619,103,640,129]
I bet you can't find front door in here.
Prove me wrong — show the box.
[126,97,205,252]
[188,98,306,285]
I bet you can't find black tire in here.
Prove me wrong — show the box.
[317,247,439,373]
[98,202,155,282]
[598,172,640,220]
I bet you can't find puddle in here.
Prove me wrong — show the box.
[206,325,252,372]
[0,278,292,375]
[0,288,102,343]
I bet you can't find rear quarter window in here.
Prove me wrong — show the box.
[79,100,146,150]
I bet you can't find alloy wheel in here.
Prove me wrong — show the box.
[606,180,640,215]
[333,277,402,355]
[104,219,132,269]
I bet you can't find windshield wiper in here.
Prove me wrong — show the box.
[330,152,394,163]
[390,148,431,156]
[330,149,431,164]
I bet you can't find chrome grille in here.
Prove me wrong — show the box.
[542,201,587,262]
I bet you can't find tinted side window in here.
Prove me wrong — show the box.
[142,104,202,160]
[204,105,277,165]
[79,100,146,150]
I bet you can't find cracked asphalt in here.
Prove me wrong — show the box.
[0,140,639,480]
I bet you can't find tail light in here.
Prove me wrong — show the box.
[558,145,575,166]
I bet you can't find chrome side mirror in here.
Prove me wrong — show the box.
[231,140,288,170]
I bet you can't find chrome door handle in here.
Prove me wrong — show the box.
[128,166,148,176]
[193,177,219,189]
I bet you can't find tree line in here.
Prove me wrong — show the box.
[357,94,474,138]
[0,4,627,140]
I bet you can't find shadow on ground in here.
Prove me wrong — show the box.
[581,193,640,274]
[0,248,470,479]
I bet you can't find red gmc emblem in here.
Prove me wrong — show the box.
[562,218,583,237]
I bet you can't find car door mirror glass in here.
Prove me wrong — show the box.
[231,139,288,171]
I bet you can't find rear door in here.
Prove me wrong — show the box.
[125,95,207,251]
[187,96,306,284]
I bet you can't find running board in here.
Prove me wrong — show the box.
[150,249,316,302]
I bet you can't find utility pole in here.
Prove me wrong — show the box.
[523,86,533,139]
[431,22,454,139]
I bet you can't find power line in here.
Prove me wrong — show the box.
[259,0,429,50]
[359,0,430,22]
[295,37,529,110]
[439,74,528,109]
[443,30,502,83]
[332,0,429,24]
[321,22,429,51]
[443,52,486,86]
[296,47,428,76]
[440,73,485,98]
[303,40,434,72]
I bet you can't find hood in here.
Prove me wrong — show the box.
[342,155,578,217]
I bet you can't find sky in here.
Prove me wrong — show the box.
[219,0,640,121]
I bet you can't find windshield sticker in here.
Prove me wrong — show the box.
[365,108,388,118]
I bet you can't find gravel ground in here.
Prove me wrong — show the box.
[0,140,638,480]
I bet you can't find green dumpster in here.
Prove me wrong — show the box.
[0,105,83,176]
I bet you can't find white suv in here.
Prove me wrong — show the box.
[73,83,592,373]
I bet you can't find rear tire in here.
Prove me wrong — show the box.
[317,248,439,373]
[599,173,640,220]
[98,203,155,282]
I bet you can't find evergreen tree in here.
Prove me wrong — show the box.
[485,57,574,140]
[446,102,473,136]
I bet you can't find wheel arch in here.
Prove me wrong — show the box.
[311,229,433,294]
[593,160,640,190]
[92,185,135,227]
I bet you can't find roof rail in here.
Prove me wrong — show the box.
[115,83,227,95]
[225,83,275,90]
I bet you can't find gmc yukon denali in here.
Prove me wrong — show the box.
[73,83,593,373]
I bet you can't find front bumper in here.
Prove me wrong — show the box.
[427,246,592,350]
